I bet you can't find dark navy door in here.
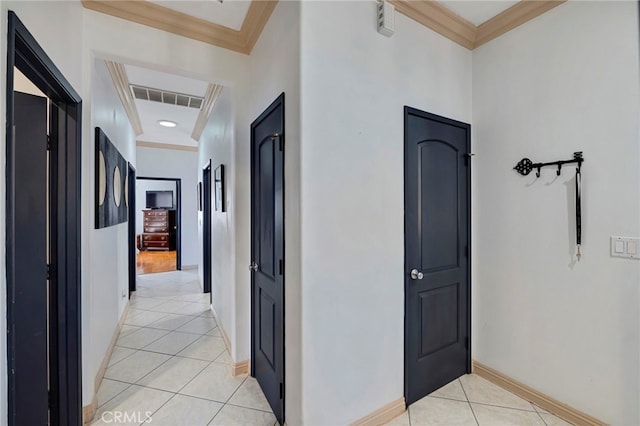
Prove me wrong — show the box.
[404,107,471,405]
[251,94,285,424]
[203,162,212,297]
[11,91,49,425]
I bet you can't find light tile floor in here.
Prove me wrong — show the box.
[386,375,573,426]
[91,270,277,426]
[95,270,572,426]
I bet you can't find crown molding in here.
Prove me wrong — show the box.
[104,60,144,136]
[137,140,198,152]
[390,0,476,49]
[391,0,566,50]
[475,0,566,48]
[191,84,224,142]
[82,0,278,55]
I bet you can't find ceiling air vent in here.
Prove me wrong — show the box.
[130,84,205,110]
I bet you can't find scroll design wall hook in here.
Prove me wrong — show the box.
[513,152,584,178]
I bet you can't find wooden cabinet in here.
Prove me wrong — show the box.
[141,209,176,251]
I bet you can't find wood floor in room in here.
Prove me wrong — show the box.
[137,250,177,275]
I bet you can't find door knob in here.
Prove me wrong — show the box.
[249,262,259,272]
[410,269,424,280]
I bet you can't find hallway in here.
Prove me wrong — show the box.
[92,271,573,426]
[92,271,276,425]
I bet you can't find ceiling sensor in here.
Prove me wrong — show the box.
[158,120,177,128]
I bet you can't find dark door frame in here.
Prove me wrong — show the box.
[135,176,182,274]
[250,93,285,425]
[403,107,472,404]
[6,10,82,426]
[128,163,136,296]
[202,160,212,296]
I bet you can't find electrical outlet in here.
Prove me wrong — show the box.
[611,236,640,259]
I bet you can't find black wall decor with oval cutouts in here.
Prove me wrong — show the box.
[95,127,128,228]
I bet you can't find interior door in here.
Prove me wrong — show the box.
[10,91,50,424]
[203,163,212,297]
[251,93,285,424]
[404,106,471,405]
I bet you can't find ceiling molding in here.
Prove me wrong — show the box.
[474,0,566,48]
[391,0,566,50]
[390,0,476,49]
[104,60,144,136]
[137,140,198,152]
[240,0,279,52]
[191,84,224,142]
[82,0,278,55]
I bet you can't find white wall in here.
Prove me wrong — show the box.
[299,2,472,424]
[198,87,236,351]
[242,2,302,422]
[89,57,138,401]
[472,2,639,424]
[136,147,199,267]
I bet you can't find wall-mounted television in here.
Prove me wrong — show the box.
[146,190,173,209]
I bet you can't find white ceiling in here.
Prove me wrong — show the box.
[147,0,252,31]
[125,63,210,147]
[437,0,519,26]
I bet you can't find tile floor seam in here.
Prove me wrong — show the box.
[172,360,214,395]
[536,408,549,426]
[467,401,480,426]
[222,376,249,404]
[458,378,480,426]
[468,400,539,413]
[104,349,143,370]
[96,381,132,410]
[107,347,139,368]
[224,401,276,414]
[121,353,175,386]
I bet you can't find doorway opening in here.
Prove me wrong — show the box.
[134,177,182,278]
[6,11,82,425]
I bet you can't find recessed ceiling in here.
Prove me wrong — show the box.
[124,63,210,147]
[437,0,519,26]
[147,0,252,30]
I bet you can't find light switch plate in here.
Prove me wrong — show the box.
[611,236,640,259]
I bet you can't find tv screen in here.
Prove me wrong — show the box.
[146,190,173,209]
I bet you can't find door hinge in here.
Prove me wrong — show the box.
[279,259,284,275]
[46,135,52,151]
[279,382,284,399]
[48,390,51,408]
[46,264,53,280]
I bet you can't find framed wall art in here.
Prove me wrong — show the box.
[95,127,128,228]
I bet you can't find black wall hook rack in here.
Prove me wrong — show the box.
[513,152,584,178]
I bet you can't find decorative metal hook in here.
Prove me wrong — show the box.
[513,152,584,178]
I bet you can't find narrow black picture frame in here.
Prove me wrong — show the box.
[214,164,225,212]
